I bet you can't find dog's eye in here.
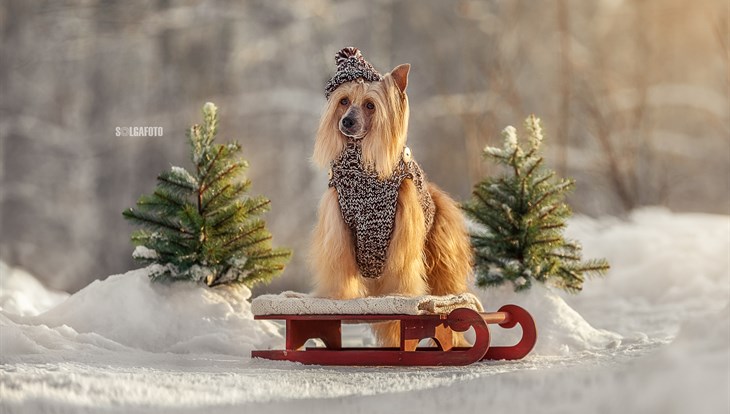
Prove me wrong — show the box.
[340,98,349,106]
[366,102,375,110]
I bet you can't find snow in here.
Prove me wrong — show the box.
[0,262,69,317]
[2,266,281,357]
[502,125,518,148]
[132,245,159,260]
[1,208,729,413]
[473,283,624,356]
[525,115,543,147]
[169,165,198,187]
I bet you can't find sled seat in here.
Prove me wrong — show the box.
[250,293,537,366]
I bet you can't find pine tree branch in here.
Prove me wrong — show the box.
[241,197,270,216]
[202,163,241,194]
[153,190,186,208]
[510,151,521,178]
[123,209,188,234]
[524,157,543,178]
[226,235,272,252]
[472,188,491,209]
[473,189,507,216]
[533,171,556,188]
[202,183,231,212]
[211,204,244,230]
[221,222,266,248]
[538,203,561,220]
[474,250,503,265]
[532,237,561,246]
[131,229,195,245]
[207,182,253,218]
[198,145,226,188]
[249,249,293,262]
[157,174,196,192]
[556,267,584,293]
[531,181,573,210]
[538,222,566,230]
[195,145,225,215]
[573,260,610,274]
[470,233,496,245]
[134,195,178,214]
[546,252,581,261]
[524,147,537,160]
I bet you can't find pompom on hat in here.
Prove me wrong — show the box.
[324,47,383,99]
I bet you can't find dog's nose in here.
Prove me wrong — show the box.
[341,117,355,129]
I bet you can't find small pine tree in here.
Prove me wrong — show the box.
[123,102,291,287]
[462,115,609,293]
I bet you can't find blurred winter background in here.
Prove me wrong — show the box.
[0,0,728,294]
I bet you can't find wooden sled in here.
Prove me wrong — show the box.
[251,305,537,366]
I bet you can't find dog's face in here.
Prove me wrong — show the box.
[314,64,411,179]
[335,84,376,140]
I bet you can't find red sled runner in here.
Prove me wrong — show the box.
[251,305,537,366]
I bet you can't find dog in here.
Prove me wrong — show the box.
[310,47,473,347]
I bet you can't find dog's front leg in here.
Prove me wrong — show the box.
[376,179,428,296]
[371,180,429,347]
[310,188,365,299]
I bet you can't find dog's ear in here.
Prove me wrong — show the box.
[390,64,410,94]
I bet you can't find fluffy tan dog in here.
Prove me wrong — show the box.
[310,48,473,346]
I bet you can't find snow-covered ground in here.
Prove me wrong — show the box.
[1,208,728,413]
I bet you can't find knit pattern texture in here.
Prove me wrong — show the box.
[325,47,383,99]
[329,142,435,279]
[251,291,485,316]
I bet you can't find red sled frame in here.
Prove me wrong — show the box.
[251,305,537,366]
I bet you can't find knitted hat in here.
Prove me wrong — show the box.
[325,47,383,99]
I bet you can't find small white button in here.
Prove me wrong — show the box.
[403,146,412,162]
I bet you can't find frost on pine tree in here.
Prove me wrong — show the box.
[462,115,609,293]
[123,102,291,287]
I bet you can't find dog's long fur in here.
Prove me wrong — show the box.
[310,64,473,346]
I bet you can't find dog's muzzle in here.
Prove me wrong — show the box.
[340,117,365,140]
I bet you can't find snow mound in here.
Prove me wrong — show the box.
[569,207,730,310]
[0,261,69,316]
[2,266,282,357]
[473,283,623,356]
[1,312,132,357]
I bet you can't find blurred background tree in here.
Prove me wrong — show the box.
[0,0,727,294]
